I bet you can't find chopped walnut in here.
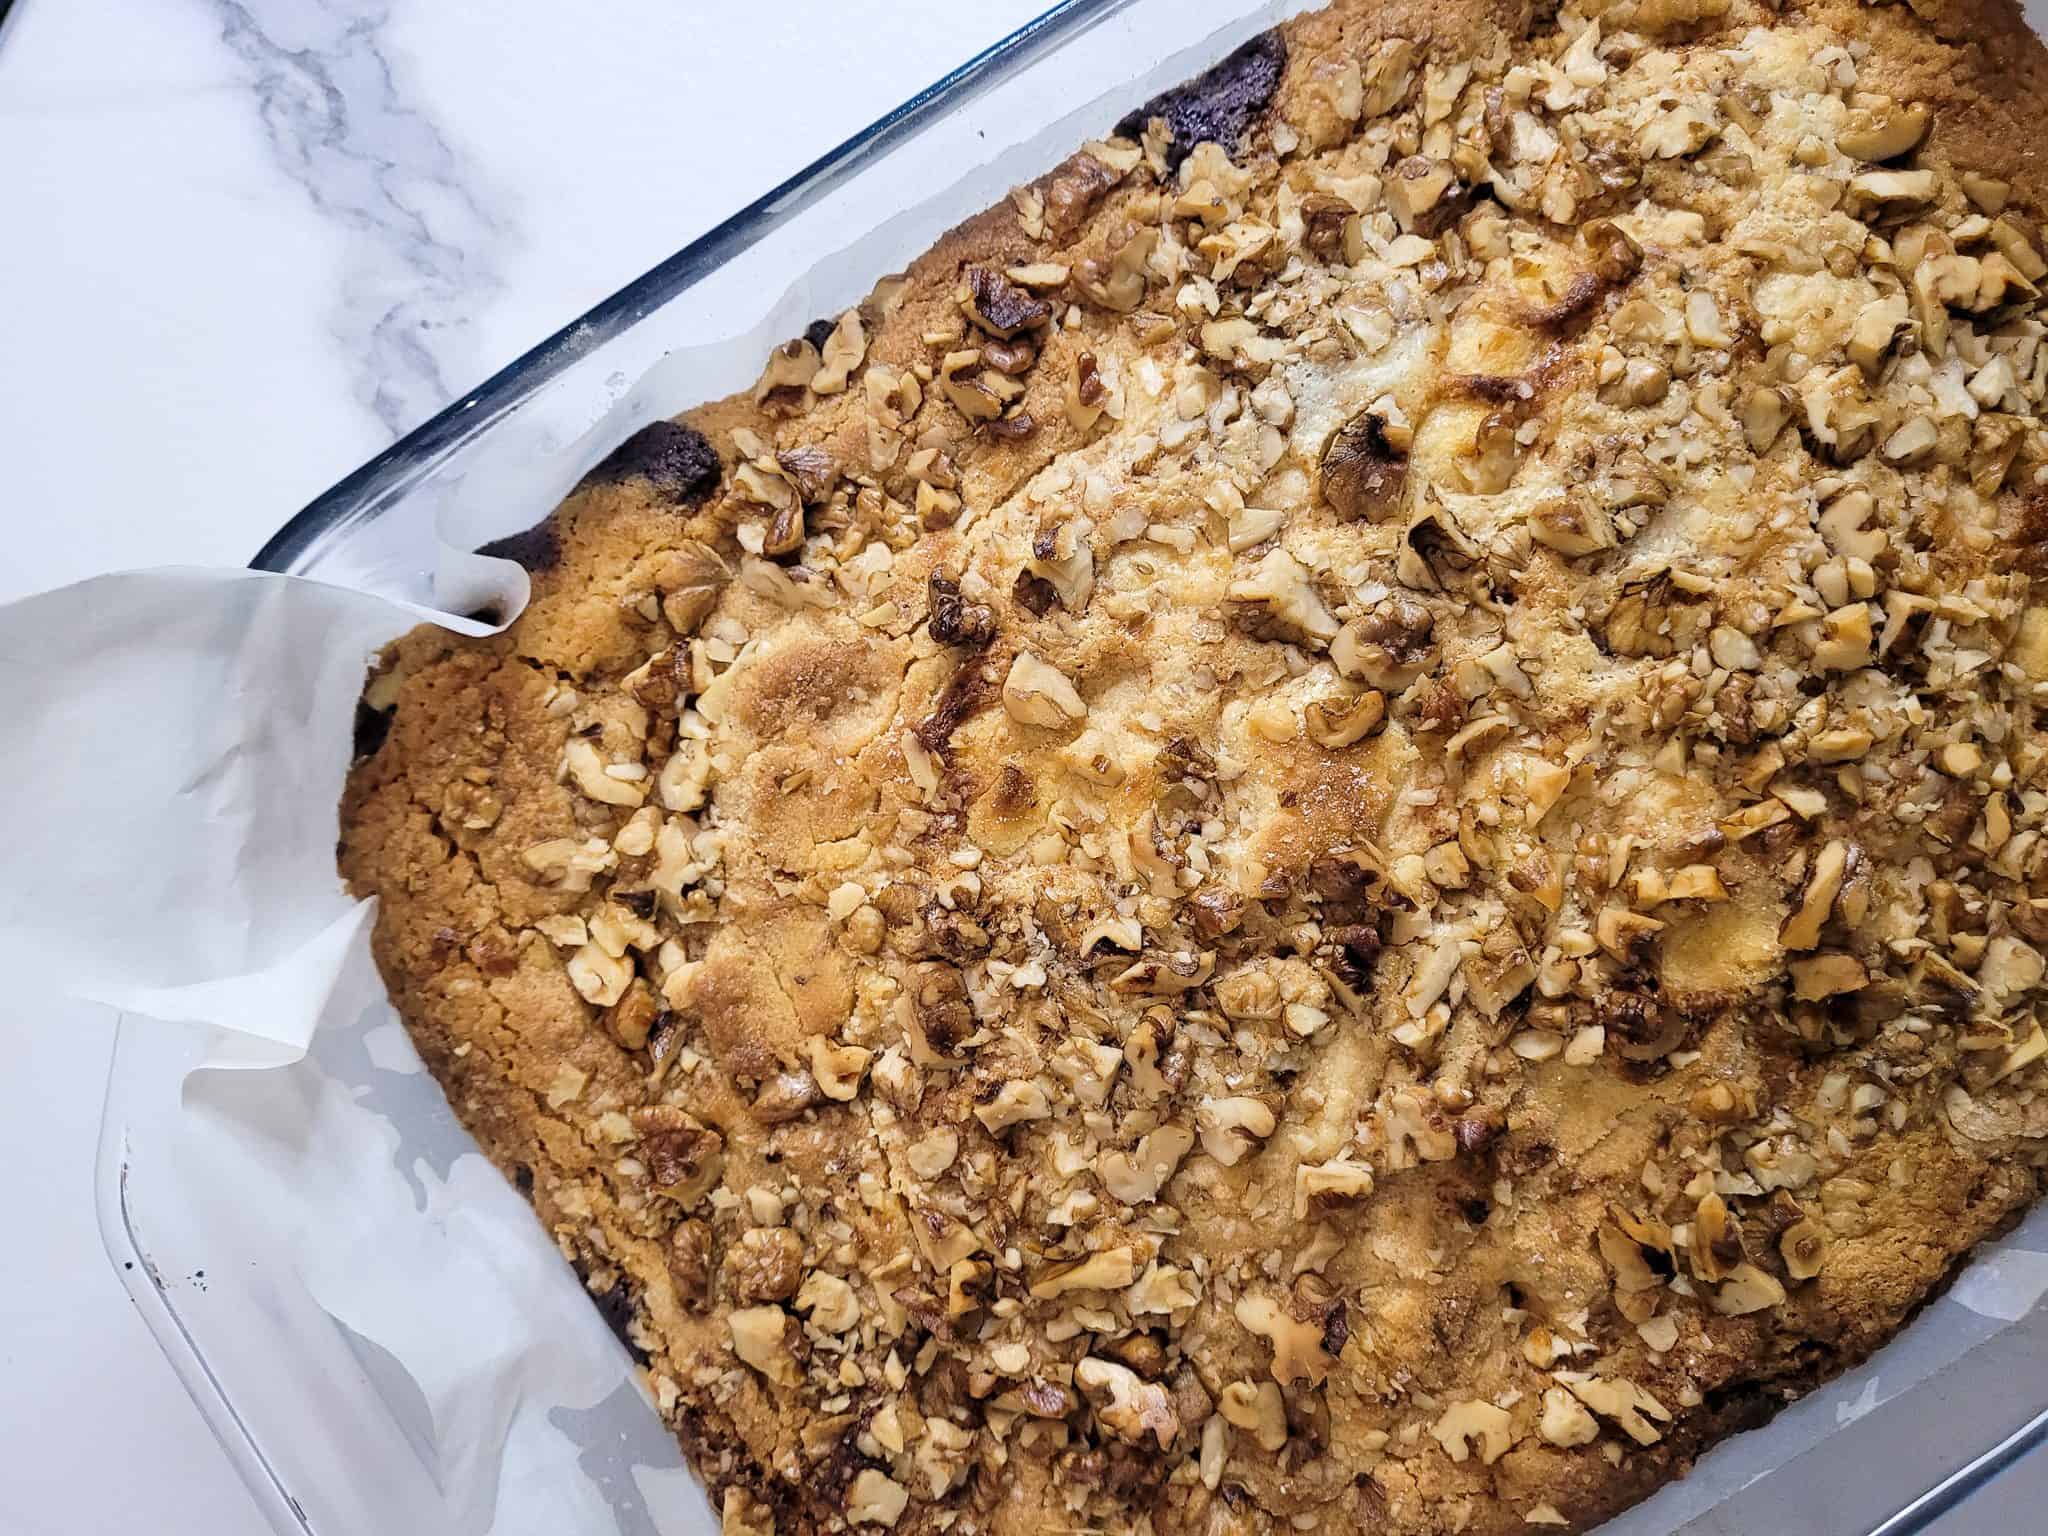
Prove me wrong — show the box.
[1321,411,1411,523]
[1789,952,1868,1001]
[1002,652,1088,728]
[1043,149,1122,236]
[1537,1386,1599,1448]
[567,943,634,1007]
[809,311,867,395]
[1431,1399,1513,1465]
[926,572,995,648]
[754,339,819,411]
[1076,1356,1180,1449]
[1556,1372,1671,1446]
[845,1469,909,1527]
[1333,595,1435,687]
[1196,1096,1276,1166]
[1065,350,1109,432]
[1029,1247,1138,1300]
[1847,168,1938,216]
[1385,157,1461,236]
[974,1078,1052,1134]
[604,979,661,1051]
[1100,1125,1194,1204]
[632,1106,725,1206]
[907,1127,959,1179]
[1836,97,1930,161]
[1235,1293,1336,1385]
[1302,692,1384,753]
[1026,520,1096,611]
[795,1270,860,1334]
[807,1036,872,1101]
[565,738,648,808]
[1077,226,1158,313]
[1780,839,1849,950]
[727,1305,800,1387]
[1711,1263,1788,1316]
[1229,548,1340,644]
[753,1072,823,1125]
[1302,193,1365,263]
[1218,1379,1288,1451]
[964,267,1054,339]
[729,1227,804,1303]
[1781,1219,1828,1282]
[1294,1157,1375,1219]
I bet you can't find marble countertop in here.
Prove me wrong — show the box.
[2,0,2042,1531]
[0,0,1043,595]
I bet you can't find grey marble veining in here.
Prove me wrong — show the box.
[208,0,508,436]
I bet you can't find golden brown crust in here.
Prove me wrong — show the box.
[342,1,2048,1531]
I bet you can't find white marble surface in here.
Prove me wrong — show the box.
[0,0,1049,595]
[0,3,1042,1532]
[4,1,2045,1533]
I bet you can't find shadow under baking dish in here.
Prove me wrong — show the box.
[102,0,2048,1529]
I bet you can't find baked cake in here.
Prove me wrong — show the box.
[340,0,2048,1529]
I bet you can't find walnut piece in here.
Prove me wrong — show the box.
[567,943,634,1007]
[1002,653,1088,728]
[1294,1157,1375,1219]
[965,266,1054,339]
[1196,1096,1276,1166]
[1321,410,1411,522]
[1029,1247,1138,1299]
[1781,1219,1828,1282]
[846,1469,910,1527]
[1228,548,1340,644]
[1235,1293,1335,1385]
[1217,1378,1288,1451]
[795,1270,860,1334]
[1431,1399,1513,1465]
[1836,98,1930,162]
[1537,1386,1599,1448]
[565,738,648,808]
[632,1106,725,1206]
[1556,1372,1671,1446]
[1076,1356,1180,1449]
[1712,1263,1788,1316]
[1100,1125,1195,1204]
[1779,839,1849,950]
[727,1305,800,1387]
[807,1036,873,1101]
[975,1078,1053,1133]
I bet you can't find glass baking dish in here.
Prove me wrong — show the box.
[98,0,2048,1530]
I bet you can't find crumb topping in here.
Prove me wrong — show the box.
[343,1,2048,1531]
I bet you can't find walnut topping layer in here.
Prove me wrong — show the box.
[343,1,2048,1533]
